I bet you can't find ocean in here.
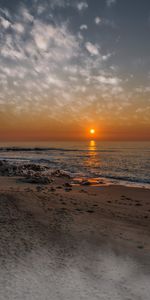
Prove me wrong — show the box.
[0,141,149,188]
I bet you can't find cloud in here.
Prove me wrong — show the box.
[95,17,101,25]
[1,34,25,60]
[12,23,24,34]
[77,2,88,11]
[0,15,24,33]
[31,20,79,58]
[47,75,66,88]
[85,42,99,56]
[0,1,132,123]
[31,21,56,51]
[0,16,11,29]
[21,7,34,22]
[94,16,116,28]
[2,66,27,79]
[106,0,117,7]
[80,24,88,30]
[102,53,112,61]
[95,75,121,86]
[0,13,79,62]
[37,5,46,15]
[0,8,11,19]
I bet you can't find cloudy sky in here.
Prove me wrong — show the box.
[0,0,150,140]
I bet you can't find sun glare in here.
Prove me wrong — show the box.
[90,129,95,135]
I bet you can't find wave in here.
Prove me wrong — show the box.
[0,157,149,188]
[95,174,150,185]
[0,147,117,153]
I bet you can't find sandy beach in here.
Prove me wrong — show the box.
[0,0,150,298]
[0,174,150,300]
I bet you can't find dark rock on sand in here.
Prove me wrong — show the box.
[75,208,82,212]
[98,180,104,184]
[64,183,72,188]
[20,175,50,185]
[51,170,70,178]
[36,185,45,192]
[65,187,72,192]
[81,180,91,186]
[0,160,49,177]
[50,187,56,192]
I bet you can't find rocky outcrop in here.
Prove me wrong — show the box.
[0,160,49,177]
[51,170,71,178]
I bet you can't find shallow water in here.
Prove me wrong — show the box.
[0,141,149,187]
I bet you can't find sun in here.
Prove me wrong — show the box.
[90,129,95,135]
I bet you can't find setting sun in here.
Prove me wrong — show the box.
[90,129,95,135]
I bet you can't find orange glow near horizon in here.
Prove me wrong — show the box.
[0,118,150,141]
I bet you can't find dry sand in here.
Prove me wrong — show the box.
[0,175,150,300]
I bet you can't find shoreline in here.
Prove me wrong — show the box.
[72,176,150,189]
[0,158,150,190]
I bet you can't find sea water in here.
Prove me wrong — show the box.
[0,141,149,188]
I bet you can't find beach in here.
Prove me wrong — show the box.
[0,0,150,298]
[0,173,150,300]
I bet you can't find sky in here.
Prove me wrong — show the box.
[0,0,150,141]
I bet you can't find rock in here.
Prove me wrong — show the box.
[64,183,72,188]
[65,187,72,192]
[51,170,70,178]
[98,180,104,184]
[0,160,49,177]
[86,210,94,214]
[81,180,91,186]
[21,176,50,185]
[50,187,56,192]
[36,185,44,192]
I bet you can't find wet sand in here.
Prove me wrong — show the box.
[0,175,150,300]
